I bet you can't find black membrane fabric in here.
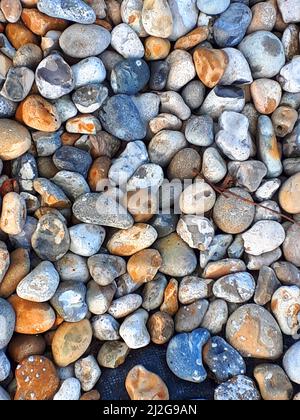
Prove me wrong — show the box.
[96,336,300,401]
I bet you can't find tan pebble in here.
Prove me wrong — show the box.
[127,249,162,284]
[174,26,209,50]
[5,22,39,49]
[0,0,22,23]
[88,156,111,192]
[142,0,173,39]
[247,2,276,34]
[148,311,174,345]
[126,188,158,223]
[0,119,31,161]
[193,47,228,89]
[250,79,282,115]
[0,192,26,235]
[0,248,30,298]
[106,0,122,26]
[21,8,68,36]
[97,341,130,369]
[279,173,300,214]
[254,364,293,401]
[145,36,171,60]
[8,295,56,335]
[8,334,46,363]
[167,148,201,181]
[203,259,246,280]
[80,390,101,401]
[160,278,179,316]
[125,365,169,400]
[52,320,93,367]
[271,106,298,137]
[149,113,182,134]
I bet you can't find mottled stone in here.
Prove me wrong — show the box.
[242,221,285,256]
[0,119,31,161]
[120,309,150,349]
[88,254,126,286]
[53,378,81,401]
[142,0,173,38]
[111,23,144,58]
[97,341,130,369]
[126,365,169,400]
[108,294,142,319]
[194,47,228,88]
[148,311,174,344]
[108,224,157,257]
[213,272,255,304]
[215,375,261,401]
[92,314,120,341]
[75,356,101,392]
[279,173,300,215]
[37,0,96,24]
[201,299,228,335]
[175,299,209,333]
[254,364,293,401]
[127,249,162,284]
[177,215,214,251]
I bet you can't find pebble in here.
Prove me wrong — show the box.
[127,249,162,284]
[213,272,255,304]
[200,86,245,120]
[111,23,144,58]
[214,375,261,401]
[31,214,70,261]
[167,328,210,383]
[1,0,22,23]
[9,295,55,334]
[148,311,174,344]
[226,304,283,359]
[277,0,300,24]
[8,334,46,363]
[52,320,93,367]
[119,309,150,349]
[125,365,169,400]
[0,119,31,161]
[149,61,170,91]
[127,163,164,191]
[53,146,92,178]
[177,215,214,251]
[168,0,199,41]
[97,341,130,369]
[160,278,179,316]
[242,221,285,256]
[279,173,300,214]
[149,130,187,167]
[203,259,246,280]
[220,47,253,85]
[197,0,229,15]
[283,341,300,385]
[1,66,34,103]
[15,356,59,401]
[37,0,96,24]
[108,294,142,319]
[272,106,298,138]
[154,233,197,277]
[32,131,61,157]
[99,94,146,141]
[254,200,282,223]
[88,254,126,286]
[194,47,228,89]
[69,224,105,257]
[59,24,111,58]
[87,281,116,315]
[254,266,281,306]
[251,79,282,115]
[167,148,201,181]
[202,147,227,184]
[33,178,71,209]
[9,216,38,250]
[52,171,90,201]
[271,286,300,336]
[17,261,59,303]
[75,356,101,392]
[213,3,252,48]
[121,0,146,37]
[247,2,276,34]
[255,178,282,202]
[282,24,300,61]
[108,224,157,257]
[174,26,208,51]
[72,84,108,114]
[53,378,81,401]
[160,91,191,120]
[179,180,216,215]
[178,276,210,305]
[72,57,106,89]
[201,299,228,335]
[145,37,171,61]
[21,8,68,36]
[51,281,88,323]
[0,192,26,235]
[142,274,167,311]
[257,116,283,177]
[228,160,268,192]
[142,0,173,38]
[0,298,15,349]
[175,300,208,333]
[254,364,293,401]
[181,80,205,110]
[111,58,150,95]
[166,50,196,91]
[92,314,120,341]
[238,31,285,79]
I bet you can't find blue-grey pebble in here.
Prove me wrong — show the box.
[197,0,230,15]
[51,171,90,202]
[150,214,179,239]
[0,298,15,350]
[0,351,10,382]
[203,336,246,383]
[53,146,92,178]
[9,216,38,250]
[149,61,170,91]
[213,3,252,47]
[167,328,210,383]
[12,153,38,193]
[37,0,96,24]
[283,121,300,158]
[111,58,150,95]
[51,281,88,323]
[0,95,17,118]
[99,95,146,141]
[258,116,283,178]
[32,131,62,157]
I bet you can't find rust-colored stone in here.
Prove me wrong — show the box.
[193,47,228,88]
[80,390,101,400]
[88,156,111,192]
[127,249,162,284]
[6,22,39,49]
[21,9,68,36]
[8,334,46,363]
[145,36,171,60]
[0,248,31,298]
[160,278,179,316]
[175,26,209,50]
[125,365,169,400]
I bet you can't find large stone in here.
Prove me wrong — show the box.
[0,119,31,161]
[125,365,169,400]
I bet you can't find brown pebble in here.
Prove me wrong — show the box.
[193,47,228,88]
[175,26,209,50]
[254,364,293,401]
[145,36,171,60]
[80,390,101,401]
[167,148,201,181]
[148,311,174,345]
[88,156,111,192]
[271,106,298,137]
[21,8,68,36]
[8,334,46,363]
[90,132,120,159]
[0,248,30,298]
[6,22,39,49]
[125,365,169,400]
[160,278,179,316]
[127,249,162,284]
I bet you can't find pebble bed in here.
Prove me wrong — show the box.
[0,0,300,402]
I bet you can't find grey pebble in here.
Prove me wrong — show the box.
[51,281,88,323]
[88,254,126,286]
[69,224,106,257]
[92,314,120,341]
[55,252,89,283]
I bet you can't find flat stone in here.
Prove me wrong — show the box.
[277,0,300,23]
[142,274,167,311]
[0,192,26,235]
[121,0,146,37]
[8,334,46,363]
[149,130,187,167]
[160,91,191,120]
[0,248,30,299]
[72,57,106,89]
[185,115,214,147]
[1,66,34,102]
[87,280,116,315]
[203,259,246,280]
[125,365,169,400]
[226,304,283,359]
[52,171,90,202]
[167,148,201,181]
[21,8,68,36]
[175,300,209,333]
[127,249,162,285]
[202,147,227,184]
[37,0,96,24]
[178,276,210,305]
[220,47,253,85]
[145,36,171,60]
[257,116,283,177]
[51,281,87,323]
[72,84,108,114]
[108,294,142,319]
[167,328,210,383]
[108,224,157,257]
[215,375,261,401]
[1,0,22,23]
[33,178,71,209]
[166,50,196,91]
[194,48,228,88]
[242,221,285,256]
[228,160,268,192]
[160,278,179,316]
[272,261,300,286]
[180,180,216,215]
[200,86,245,120]
[177,216,214,251]
[254,266,281,306]
[111,59,150,95]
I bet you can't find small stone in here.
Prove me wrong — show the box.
[15,356,59,401]
[88,254,126,286]
[54,96,78,124]
[142,274,167,311]
[131,92,160,124]
[53,146,92,178]
[177,215,214,251]
[92,314,120,341]
[120,309,150,349]
[200,86,245,120]
[8,334,46,363]
[31,214,70,261]
[242,221,285,256]
[97,341,130,369]
[167,148,201,181]
[1,66,34,103]
[59,24,110,58]
[32,131,61,158]
[166,50,196,91]
[272,261,300,287]
[0,192,26,235]
[247,2,276,34]
[175,300,209,333]
[108,294,142,319]
[197,0,229,15]
[282,24,300,61]
[213,188,255,234]
[1,0,22,23]
[251,79,282,115]
[66,115,101,135]
[9,216,38,250]
[111,23,144,58]
[279,173,300,214]
[167,328,210,383]
[6,22,38,50]
[226,304,283,359]
[87,281,116,315]
[154,233,197,277]
[254,201,282,223]
[0,298,15,349]
[17,261,59,303]
[0,242,9,286]
[72,57,106,89]
[178,276,210,305]
[283,341,300,384]
[149,130,187,168]
[121,0,146,37]
[145,36,171,61]
[180,180,216,215]
[185,116,214,147]
[0,248,30,299]
[127,163,164,191]
[202,147,227,184]
[33,178,71,209]
[238,31,285,79]
[0,351,10,382]
[0,119,31,161]
[181,80,205,110]
[228,235,244,260]
[149,61,170,91]
[0,94,17,118]
[52,320,92,368]
[142,0,173,38]
[127,249,162,285]
[69,224,105,258]
[272,106,298,138]
[271,286,300,336]
[201,299,228,335]
[72,84,108,114]
[99,94,146,141]
[175,26,209,50]
[21,8,68,36]
[88,156,111,192]
[126,365,169,400]
[148,311,174,344]
[52,171,90,202]
[277,0,300,24]
[255,179,282,202]
[213,272,255,304]
[254,364,293,401]
[9,295,55,335]
[111,59,150,95]
[203,259,246,280]
[37,0,96,24]
[168,0,198,41]
[228,160,268,192]
[160,91,191,120]
[215,375,261,401]
[160,278,179,316]
[283,224,300,267]
[75,356,101,392]
[254,266,281,306]
[53,378,81,401]
[73,192,134,229]
[35,53,74,100]
[51,282,87,323]
[16,95,61,132]
[220,47,253,86]
[194,48,228,88]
